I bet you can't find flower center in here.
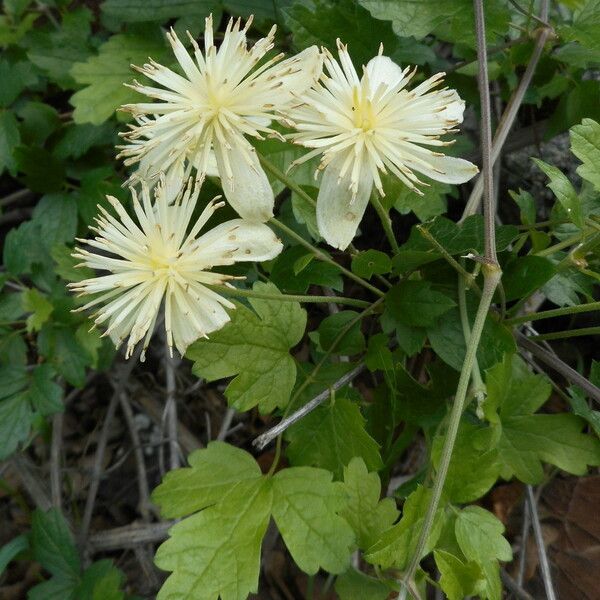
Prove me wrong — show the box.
[351,87,377,132]
[148,240,181,277]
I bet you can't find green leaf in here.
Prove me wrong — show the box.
[155,477,273,600]
[365,332,394,372]
[271,467,354,575]
[386,281,455,328]
[52,245,94,283]
[53,123,115,160]
[455,506,512,563]
[434,550,485,600]
[32,194,78,249]
[270,246,343,293]
[26,8,94,88]
[31,508,80,581]
[101,0,218,22]
[0,534,28,576]
[365,485,445,570]
[533,158,584,228]
[14,146,65,193]
[431,422,500,503]
[358,0,510,47]
[340,457,398,550]
[76,560,125,600]
[485,354,600,483]
[0,59,37,107]
[70,31,171,125]
[38,326,91,388]
[351,250,392,279]
[568,386,600,437]
[187,282,306,413]
[427,296,516,372]
[286,396,383,478]
[501,255,556,302]
[27,364,63,416]
[0,391,32,459]
[335,567,392,600]
[318,311,365,355]
[152,442,262,518]
[392,178,449,221]
[17,102,60,146]
[283,0,432,67]
[22,288,53,333]
[0,109,20,175]
[570,118,600,191]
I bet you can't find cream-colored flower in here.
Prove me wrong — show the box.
[288,42,479,249]
[69,180,282,360]
[118,15,322,222]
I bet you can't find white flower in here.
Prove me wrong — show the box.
[69,180,282,360]
[118,15,322,222]
[288,42,479,249]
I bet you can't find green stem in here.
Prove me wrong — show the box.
[371,194,400,254]
[418,225,482,295]
[529,326,600,342]
[504,301,600,325]
[535,232,583,257]
[399,266,501,597]
[269,217,385,298]
[259,153,316,208]
[206,284,371,309]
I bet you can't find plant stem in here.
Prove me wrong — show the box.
[259,153,316,207]
[504,301,600,325]
[206,284,371,309]
[535,232,583,257]
[417,225,482,295]
[269,217,385,298]
[399,2,503,595]
[399,268,501,599]
[371,194,400,254]
[528,326,600,342]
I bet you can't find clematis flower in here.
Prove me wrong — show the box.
[118,14,322,222]
[69,180,282,360]
[287,42,479,249]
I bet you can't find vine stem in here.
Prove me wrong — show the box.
[398,2,502,595]
[370,194,400,253]
[259,153,316,208]
[205,283,371,309]
[505,300,600,325]
[269,217,385,298]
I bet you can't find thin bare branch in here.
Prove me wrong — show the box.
[217,408,236,441]
[164,343,181,470]
[501,569,535,600]
[9,454,52,511]
[526,485,557,600]
[253,363,365,450]
[88,521,175,552]
[50,413,63,510]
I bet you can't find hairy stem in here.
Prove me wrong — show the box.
[269,217,385,297]
[205,283,371,309]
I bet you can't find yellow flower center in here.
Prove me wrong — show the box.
[351,87,377,132]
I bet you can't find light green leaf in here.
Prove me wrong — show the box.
[70,31,170,125]
[156,478,273,600]
[485,355,600,483]
[434,550,485,600]
[187,282,306,413]
[533,158,584,228]
[386,281,455,328]
[365,485,445,570]
[77,560,125,600]
[568,386,600,437]
[455,506,512,563]
[570,118,600,191]
[334,567,392,600]
[22,288,53,333]
[272,467,354,575]
[152,442,262,518]
[431,422,500,503]
[286,396,383,478]
[340,457,398,550]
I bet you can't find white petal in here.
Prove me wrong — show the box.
[192,219,283,267]
[214,137,274,222]
[316,158,373,250]
[407,151,479,184]
[206,151,219,178]
[365,55,405,90]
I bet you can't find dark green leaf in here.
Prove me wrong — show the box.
[501,255,556,302]
[38,326,91,388]
[14,146,65,193]
[286,396,383,478]
[101,0,218,22]
[335,567,392,600]
[0,392,32,459]
[318,311,365,355]
[27,364,63,416]
[0,109,20,175]
[351,250,392,279]
[386,280,455,328]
